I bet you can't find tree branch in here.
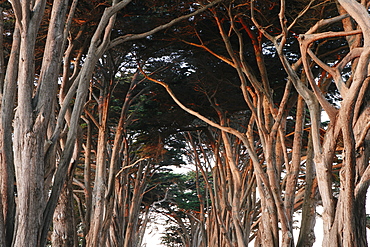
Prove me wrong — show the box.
[109,0,224,48]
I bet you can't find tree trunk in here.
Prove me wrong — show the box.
[0,191,6,247]
[52,178,76,247]
[12,1,47,245]
[86,92,110,246]
[0,24,19,247]
[297,134,318,247]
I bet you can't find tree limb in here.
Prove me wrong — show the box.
[109,0,224,48]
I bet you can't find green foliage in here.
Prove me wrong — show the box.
[160,225,185,247]
[143,171,211,246]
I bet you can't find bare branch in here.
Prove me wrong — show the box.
[115,157,150,178]
[109,0,224,48]
[355,161,370,198]
[306,14,350,35]
[300,43,338,120]
[306,49,348,96]
[300,30,362,44]
[181,39,234,67]
[250,0,275,42]
[355,120,370,150]
[138,66,244,139]
[287,0,315,31]
[336,47,363,71]
[338,0,370,46]
[9,1,22,28]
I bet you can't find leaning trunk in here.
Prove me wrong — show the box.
[0,25,19,247]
